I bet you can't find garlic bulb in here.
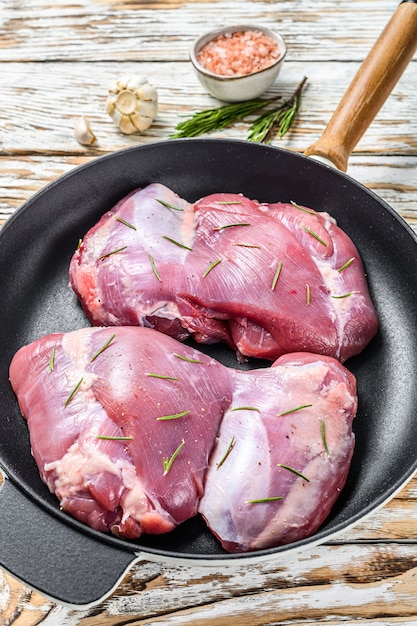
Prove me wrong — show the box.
[74,116,96,146]
[106,76,158,135]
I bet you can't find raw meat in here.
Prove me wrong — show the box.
[199,352,357,552]
[9,326,357,551]
[69,183,378,363]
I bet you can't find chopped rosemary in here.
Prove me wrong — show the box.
[337,257,355,272]
[216,436,236,470]
[114,216,137,230]
[48,347,55,372]
[234,243,261,249]
[271,260,283,291]
[149,254,161,281]
[99,246,128,260]
[96,435,133,441]
[306,284,311,305]
[146,373,179,381]
[246,497,283,504]
[173,353,204,364]
[290,200,316,215]
[301,226,327,247]
[77,238,83,250]
[277,404,313,416]
[247,77,308,144]
[230,406,260,412]
[156,198,184,211]
[202,259,221,277]
[321,420,330,457]
[89,334,116,363]
[64,377,84,408]
[278,464,310,482]
[163,439,185,475]
[330,291,359,299]
[157,410,190,421]
[217,201,243,205]
[213,222,251,231]
[162,235,192,251]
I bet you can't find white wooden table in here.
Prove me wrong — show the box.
[1,0,417,623]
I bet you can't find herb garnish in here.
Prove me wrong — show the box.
[213,223,251,231]
[64,377,83,408]
[99,246,128,260]
[230,406,260,412]
[217,201,243,205]
[337,257,355,272]
[278,464,310,482]
[148,254,161,281]
[321,420,330,457]
[306,284,311,305]
[290,200,316,215]
[163,439,185,475]
[271,261,283,291]
[96,435,133,441]
[48,347,55,372]
[234,243,261,249]
[156,198,184,211]
[146,373,180,381]
[246,497,283,504]
[301,226,327,247]
[277,404,313,416]
[216,436,236,470]
[114,216,137,230]
[202,259,222,277]
[157,410,190,421]
[330,291,359,299]
[162,235,192,251]
[89,334,116,363]
[173,353,204,364]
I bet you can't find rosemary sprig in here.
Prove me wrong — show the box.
[217,201,243,205]
[213,222,251,231]
[306,284,311,305]
[271,260,283,290]
[64,377,83,408]
[290,200,316,215]
[330,291,359,299]
[114,216,137,230]
[278,464,310,482]
[173,353,204,364]
[230,406,260,412]
[48,347,55,372]
[162,235,192,251]
[337,257,355,272]
[301,226,327,246]
[277,404,313,417]
[163,439,185,475]
[149,254,161,281]
[96,435,133,441]
[234,243,261,249]
[157,410,190,421]
[99,246,128,260]
[216,436,236,470]
[321,420,330,457]
[246,497,283,504]
[170,97,279,139]
[156,198,184,211]
[146,373,180,381]
[247,76,308,144]
[202,259,222,277]
[89,334,116,363]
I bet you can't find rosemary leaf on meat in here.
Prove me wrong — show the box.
[301,226,327,246]
[163,439,185,475]
[48,347,55,372]
[216,436,236,470]
[247,77,308,144]
[234,243,261,249]
[321,420,330,457]
[99,246,128,260]
[337,257,355,272]
[89,334,116,363]
[96,435,133,441]
[173,353,204,364]
[290,200,316,215]
[202,259,222,277]
[277,404,313,416]
[213,222,251,231]
[149,253,162,281]
[64,377,84,408]
[230,406,260,412]
[157,410,190,421]
[278,464,310,482]
[330,291,359,299]
[146,373,180,380]
[306,283,311,305]
[170,98,279,139]
[156,198,184,211]
[217,201,243,205]
[114,216,137,230]
[271,260,283,290]
[162,235,192,251]
[246,497,283,504]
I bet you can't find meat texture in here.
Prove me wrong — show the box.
[69,183,378,363]
[10,327,357,551]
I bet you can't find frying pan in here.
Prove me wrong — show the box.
[1,1,417,608]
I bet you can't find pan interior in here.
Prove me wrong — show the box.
[1,139,417,559]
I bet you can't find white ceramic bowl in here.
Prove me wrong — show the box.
[190,25,287,102]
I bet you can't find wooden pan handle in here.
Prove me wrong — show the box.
[304,1,417,171]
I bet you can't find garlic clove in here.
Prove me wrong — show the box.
[74,116,96,146]
[106,75,158,135]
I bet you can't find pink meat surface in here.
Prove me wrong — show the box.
[10,327,357,551]
[69,183,378,363]
[199,352,357,552]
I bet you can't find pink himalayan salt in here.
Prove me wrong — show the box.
[197,30,280,77]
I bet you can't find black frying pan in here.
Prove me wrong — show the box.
[1,1,417,608]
